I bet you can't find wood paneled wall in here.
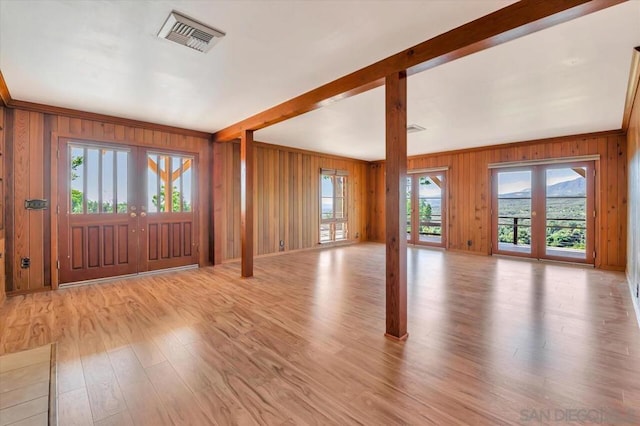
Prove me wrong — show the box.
[368,132,628,271]
[3,107,211,293]
[213,142,368,262]
[627,89,640,306]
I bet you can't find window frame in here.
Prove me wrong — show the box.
[319,168,349,244]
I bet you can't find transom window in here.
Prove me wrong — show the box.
[320,169,348,243]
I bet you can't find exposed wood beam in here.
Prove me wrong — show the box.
[572,167,587,178]
[0,70,11,107]
[171,159,192,182]
[0,69,210,139]
[240,129,254,278]
[622,46,640,132]
[385,71,408,341]
[212,0,625,142]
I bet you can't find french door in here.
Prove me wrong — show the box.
[491,162,595,264]
[58,140,198,284]
[406,172,446,247]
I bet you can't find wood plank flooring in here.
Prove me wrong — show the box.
[1,243,640,425]
[0,344,53,426]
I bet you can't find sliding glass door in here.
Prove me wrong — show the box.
[492,162,595,264]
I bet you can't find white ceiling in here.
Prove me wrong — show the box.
[258,2,640,160]
[0,0,513,134]
[1,1,638,161]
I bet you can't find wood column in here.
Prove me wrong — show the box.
[240,129,254,277]
[385,71,408,340]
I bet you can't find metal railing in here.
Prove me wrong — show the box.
[498,216,586,245]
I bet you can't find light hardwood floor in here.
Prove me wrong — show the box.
[0,344,53,426]
[1,243,639,425]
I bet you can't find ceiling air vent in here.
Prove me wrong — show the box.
[407,124,426,134]
[158,11,225,53]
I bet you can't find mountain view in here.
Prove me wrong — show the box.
[500,177,586,198]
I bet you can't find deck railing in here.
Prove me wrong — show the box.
[498,216,586,245]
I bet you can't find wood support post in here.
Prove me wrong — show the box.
[240,129,254,278]
[385,71,408,340]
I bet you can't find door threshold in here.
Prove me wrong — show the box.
[492,254,594,268]
[59,264,199,288]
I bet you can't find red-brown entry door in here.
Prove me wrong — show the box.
[58,140,198,284]
[138,151,198,272]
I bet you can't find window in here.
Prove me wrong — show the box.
[147,153,194,213]
[69,144,130,215]
[320,169,348,243]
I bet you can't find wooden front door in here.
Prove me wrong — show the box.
[58,140,198,284]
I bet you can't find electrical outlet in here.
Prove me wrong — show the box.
[20,257,31,269]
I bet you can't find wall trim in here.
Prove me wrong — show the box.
[488,154,600,169]
[370,130,625,164]
[408,166,449,174]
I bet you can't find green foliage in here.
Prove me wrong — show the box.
[71,189,84,214]
[498,197,586,249]
[71,155,84,213]
[152,185,189,212]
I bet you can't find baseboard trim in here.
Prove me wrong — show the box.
[220,240,360,264]
[628,271,640,329]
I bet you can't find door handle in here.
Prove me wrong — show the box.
[130,212,137,218]
[140,212,147,217]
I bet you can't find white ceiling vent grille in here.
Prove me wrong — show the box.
[158,11,225,53]
[407,124,426,133]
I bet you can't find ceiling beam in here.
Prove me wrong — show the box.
[212,0,626,143]
[622,46,640,132]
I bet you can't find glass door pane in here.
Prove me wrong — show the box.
[496,170,533,255]
[544,167,587,260]
[416,174,444,245]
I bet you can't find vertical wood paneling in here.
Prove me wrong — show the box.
[28,112,44,288]
[369,132,628,270]
[212,142,369,262]
[12,110,30,291]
